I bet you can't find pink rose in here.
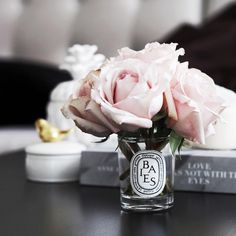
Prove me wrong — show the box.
[63,43,184,137]
[62,71,119,137]
[91,43,184,132]
[167,63,226,144]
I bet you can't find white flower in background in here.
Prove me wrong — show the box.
[60,44,105,80]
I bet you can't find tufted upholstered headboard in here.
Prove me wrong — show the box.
[0,0,235,64]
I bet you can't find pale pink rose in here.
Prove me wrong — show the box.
[62,71,119,137]
[63,43,184,137]
[91,43,184,132]
[167,63,226,144]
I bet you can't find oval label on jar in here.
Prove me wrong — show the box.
[130,150,166,198]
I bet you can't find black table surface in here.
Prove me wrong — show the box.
[1,151,236,236]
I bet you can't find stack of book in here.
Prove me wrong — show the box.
[79,149,236,194]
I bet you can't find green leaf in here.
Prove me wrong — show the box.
[178,138,184,153]
[169,131,184,156]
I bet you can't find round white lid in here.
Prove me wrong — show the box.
[26,141,86,155]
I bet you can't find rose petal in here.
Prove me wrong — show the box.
[100,59,147,104]
[74,117,111,137]
[164,86,178,120]
[92,88,152,129]
[100,67,119,104]
[169,100,205,144]
[118,42,184,64]
[85,100,120,133]
[101,102,152,129]
[73,70,98,98]
[114,74,138,103]
[114,92,163,119]
[69,97,90,119]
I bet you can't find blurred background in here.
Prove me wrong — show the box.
[1,0,236,153]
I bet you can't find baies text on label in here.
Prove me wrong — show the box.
[139,160,158,187]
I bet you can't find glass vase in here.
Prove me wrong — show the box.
[118,135,175,212]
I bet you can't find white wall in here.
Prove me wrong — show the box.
[0,0,235,64]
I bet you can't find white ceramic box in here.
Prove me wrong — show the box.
[25,141,86,182]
